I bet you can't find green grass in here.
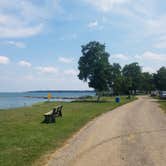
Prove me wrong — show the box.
[0,96,135,166]
[158,100,166,113]
[151,96,166,113]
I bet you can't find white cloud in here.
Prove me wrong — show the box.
[36,66,58,74]
[88,20,99,28]
[3,40,26,48]
[0,14,21,26]
[0,0,59,38]
[142,67,156,73]
[85,0,166,44]
[58,57,73,64]
[112,51,166,63]
[85,0,130,12]
[154,41,166,49]
[112,53,129,60]
[0,56,10,64]
[64,69,78,76]
[0,24,43,38]
[23,75,34,81]
[145,15,166,36]
[141,51,166,61]
[18,60,32,67]
[154,36,166,49]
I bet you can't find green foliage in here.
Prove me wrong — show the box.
[78,41,165,95]
[107,63,123,95]
[122,62,142,94]
[154,67,166,91]
[140,72,155,93]
[78,41,110,93]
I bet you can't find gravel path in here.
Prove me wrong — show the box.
[46,96,166,166]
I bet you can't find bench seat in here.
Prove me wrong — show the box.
[43,105,63,123]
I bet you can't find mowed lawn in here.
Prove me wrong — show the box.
[0,96,135,166]
[158,99,166,113]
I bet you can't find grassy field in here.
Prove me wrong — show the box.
[0,96,135,166]
[158,100,166,113]
[152,96,166,113]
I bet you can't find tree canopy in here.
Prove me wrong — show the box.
[122,63,142,94]
[140,72,155,93]
[78,41,110,93]
[78,41,166,96]
[154,67,166,91]
[107,63,123,95]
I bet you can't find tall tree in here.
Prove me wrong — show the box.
[122,62,142,94]
[141,72,155,93]
[108,63,122,95]
[154,67,166,91]
[78,41,110,101]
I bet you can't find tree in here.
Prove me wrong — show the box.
[78,41,110,101]
[140,72,155,94]
[121,76,132,95]
[154,67,166,91]
[122,62,142,94]
[107,63,123,95]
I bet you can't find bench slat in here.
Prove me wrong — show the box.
[43,105,63,123]
[44,110,53,115]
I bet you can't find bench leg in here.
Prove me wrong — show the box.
[59,111,62,117]
[57,111,62,117]
[44,115,56,123]
[44,115,49,123]
[51,115,56,123]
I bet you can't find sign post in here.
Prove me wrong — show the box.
[48,93,52,101]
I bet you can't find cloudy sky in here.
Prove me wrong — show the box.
[0,0,166,91]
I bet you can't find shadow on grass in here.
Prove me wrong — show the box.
[158,99,166,102]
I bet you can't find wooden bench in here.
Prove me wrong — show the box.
[43,105,63,123]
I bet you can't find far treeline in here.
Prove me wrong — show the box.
[78,41,166,99]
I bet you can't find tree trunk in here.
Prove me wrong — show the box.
[97,95,101,102]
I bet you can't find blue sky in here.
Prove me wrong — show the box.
[0,0,166,91]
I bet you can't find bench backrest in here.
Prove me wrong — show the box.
[57,105,63,112]
[44,105,63,116]
[52,108,57,114]
[52,105,63,114]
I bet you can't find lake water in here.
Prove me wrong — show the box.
[0,91,95,109]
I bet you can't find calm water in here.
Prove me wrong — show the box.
[0,91,95,109]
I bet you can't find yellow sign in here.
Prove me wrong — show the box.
[48,93,52,101]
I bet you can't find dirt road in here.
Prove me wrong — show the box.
[47,96,166,166]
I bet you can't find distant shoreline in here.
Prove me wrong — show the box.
[27,90,95,93]
[0,90,95,93]
[24,96,79,99]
